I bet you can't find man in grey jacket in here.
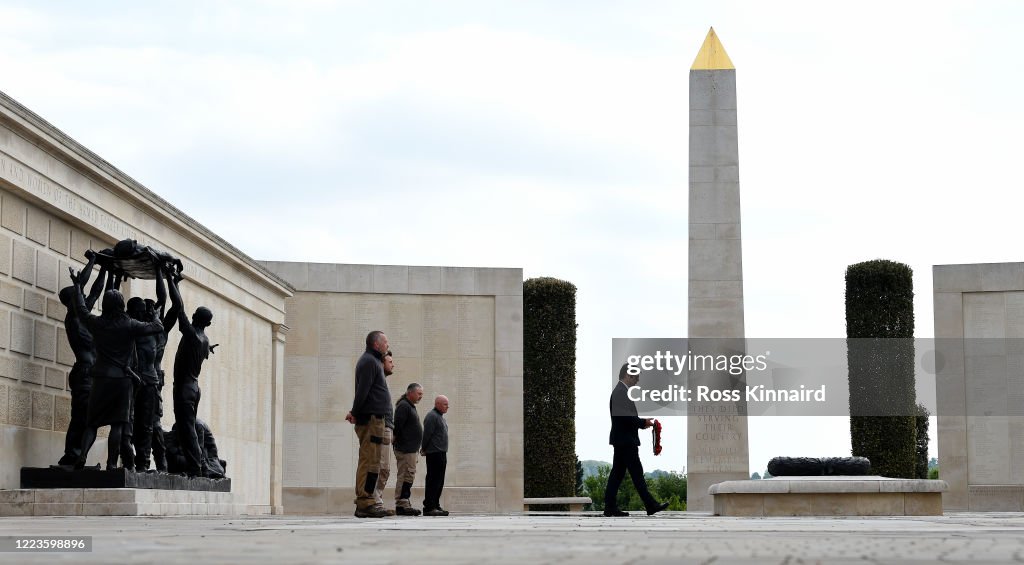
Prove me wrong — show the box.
[345,331,392,518]
[393,382,424,515]
[420,395,449,516]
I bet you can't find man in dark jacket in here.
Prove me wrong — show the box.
[421,395,449,516]
[392,382,424,515]
[345,330,392,518]
[604,363,668,517]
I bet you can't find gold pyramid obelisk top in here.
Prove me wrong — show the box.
[691,27,734,70]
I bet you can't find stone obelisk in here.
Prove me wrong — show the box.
[686,28,750,512]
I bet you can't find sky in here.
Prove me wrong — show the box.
[2,0,1023,475]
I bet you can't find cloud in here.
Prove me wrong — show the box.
[0,1,1020,472]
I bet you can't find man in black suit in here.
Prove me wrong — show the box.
[604,363,669,517]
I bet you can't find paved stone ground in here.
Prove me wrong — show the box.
[2,512,1024,564]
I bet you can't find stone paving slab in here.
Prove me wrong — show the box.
[0,512,1023,564]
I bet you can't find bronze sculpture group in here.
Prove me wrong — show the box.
[54,239,224,479]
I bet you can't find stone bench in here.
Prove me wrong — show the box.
[523,497,592,512]
[709,476,948,517]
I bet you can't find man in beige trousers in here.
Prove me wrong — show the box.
[373,351,396,515]
[392,382,424,515]
[344,331,391,518]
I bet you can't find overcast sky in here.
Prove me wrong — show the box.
[3,1,1022,474]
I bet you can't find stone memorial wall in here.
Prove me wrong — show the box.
[934,263,1024,511]
[0,92,292,513]
[261,261,524,514]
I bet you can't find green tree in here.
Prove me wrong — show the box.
[582,464,610,511]
[650,472,687,510]
[583,464,637,511]
[750,472,761,480]
[846,260,917,478]
[915,403,930,479]
[582,465,687,511]
[575,456,584,496]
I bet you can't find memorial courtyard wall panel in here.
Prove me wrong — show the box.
[263,261,524,514]
[934,262,1024,511]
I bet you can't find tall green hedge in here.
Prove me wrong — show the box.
[524,277,578,502]
[846,260,917,478]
